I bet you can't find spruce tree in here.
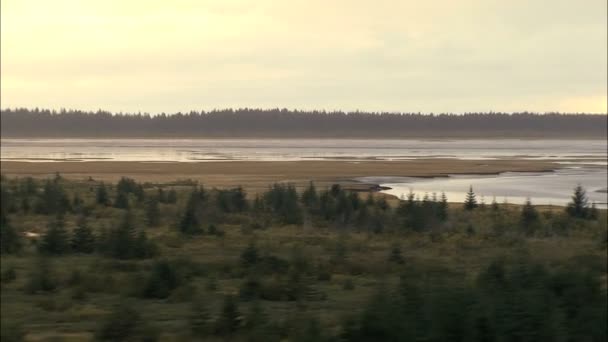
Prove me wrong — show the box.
[96,182,110,206]
[71,216,95,253]
[179,191,203,235]
[464,186,477,211]
[167,189,178,204]
[114,191,130,209]
[520,198,539,233]
[302,181,319,208]
[438,192,448,221]
[38,215,70,255]
[566,185,589,218]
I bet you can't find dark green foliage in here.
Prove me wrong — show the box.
[19,177,38,196]
[99,212,157,259]
[166,189,178,204]
[38,215,70,255]
[71,216,96,253]
[178,189,204,235]
[142,260,181,299]
[0,216,22,254]
[438,192,448,221]
[464,185,477,210]
[263,183,303,225]
[35,179,71,215]
[95,182,110,206]
[520,198,539,233]
[116,177,145,202]
[114,191,130,209]
[216,187,248,213]
[301,181,319,208]
[566,185,592,219]
[342,256,608,342]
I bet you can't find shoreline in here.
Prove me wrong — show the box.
[1,159,559,193]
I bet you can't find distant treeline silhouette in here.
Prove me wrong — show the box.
[1,108,606,138]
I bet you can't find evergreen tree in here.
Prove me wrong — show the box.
[166,189,178,204]
[143,259,180,299]
[100,211,156,259]
[179,190,203,235]
[38,215,70,255]
[438,192,448,221]
[114,191,130,209]
[302,181,319,208]
[96,182,110,206]
[464,186,477,211]
[566,185,590,218]
[71,216,95,253]
[520,198,539,232]
[35,179,71,215]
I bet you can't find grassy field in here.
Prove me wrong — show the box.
[1,175,606,341]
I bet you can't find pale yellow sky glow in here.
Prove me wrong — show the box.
[1,0,607,113]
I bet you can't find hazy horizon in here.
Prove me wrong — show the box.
[2,0,607,114]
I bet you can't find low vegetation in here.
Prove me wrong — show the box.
[1,174,606,341]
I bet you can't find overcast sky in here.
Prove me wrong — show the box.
[1,0,606,113]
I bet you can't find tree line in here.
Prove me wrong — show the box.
[1,175,600,257]
[1,108,606,138]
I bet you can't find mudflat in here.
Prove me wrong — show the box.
[1,159,557,192]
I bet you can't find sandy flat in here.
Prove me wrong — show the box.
[1,159,558,193]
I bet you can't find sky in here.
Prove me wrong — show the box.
[1,0,607,114]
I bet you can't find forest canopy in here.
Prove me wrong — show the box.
[1,108,606,138]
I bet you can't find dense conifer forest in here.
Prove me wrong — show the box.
[1,108,606,138]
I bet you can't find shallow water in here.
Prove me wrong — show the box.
[1,138,606,163]
[360,167,608,208]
